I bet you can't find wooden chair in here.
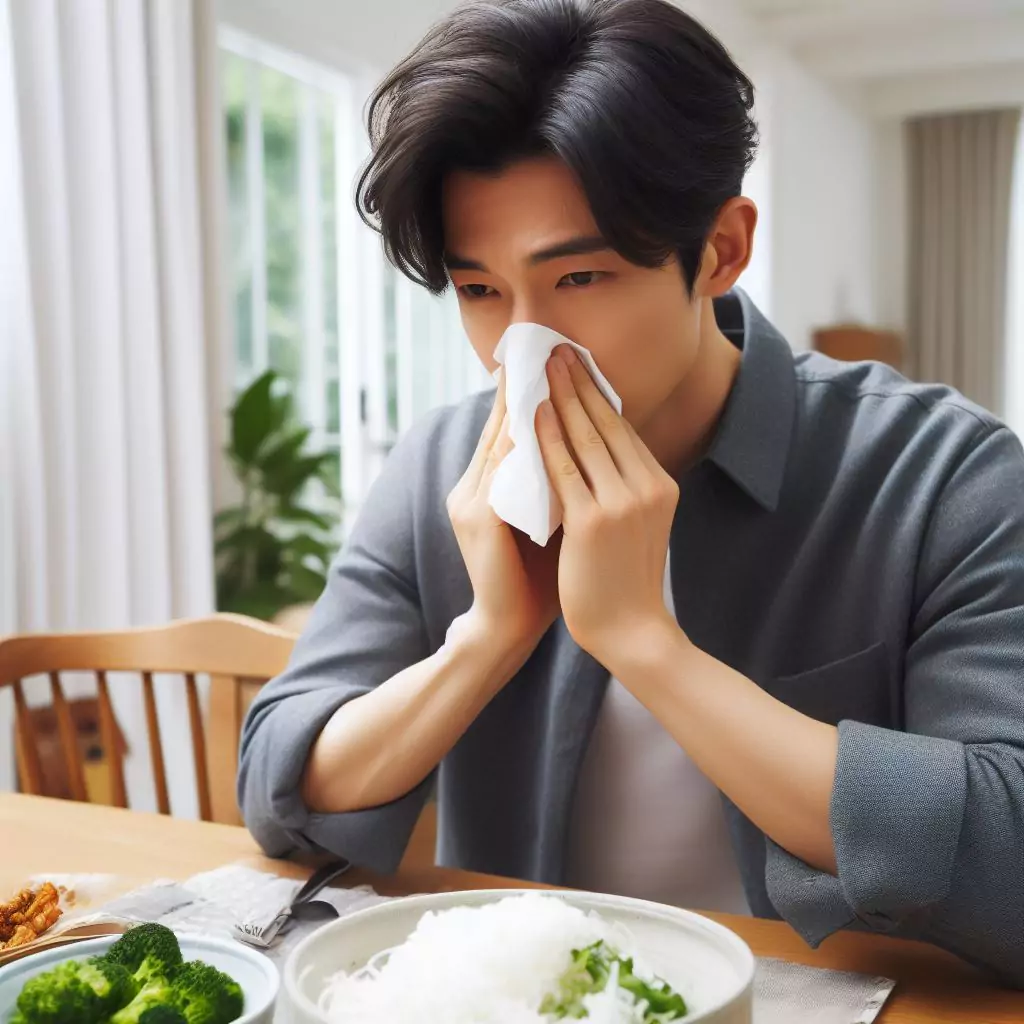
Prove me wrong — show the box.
[1,612,440,866]
[0,614,295,826]
[812,324,905,371]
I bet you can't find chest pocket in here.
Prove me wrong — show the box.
[770,642,892,728]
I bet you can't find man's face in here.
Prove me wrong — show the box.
[442,157,704,428]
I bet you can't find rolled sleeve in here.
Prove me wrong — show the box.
[767,723,966,942]
[767,426,1024,984]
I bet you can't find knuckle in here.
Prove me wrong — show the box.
[611,497,637,522]
[595,407,620,433]
[660,478,680,507]
[557,455,579,478]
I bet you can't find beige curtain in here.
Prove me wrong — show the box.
[906,108,1020,413]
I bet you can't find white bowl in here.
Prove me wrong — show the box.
[280,889,754,1024]
[0,932,279,1024]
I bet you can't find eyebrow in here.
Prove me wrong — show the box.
[444,235,611,272]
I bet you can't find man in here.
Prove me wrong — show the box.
[239,0,1024,983]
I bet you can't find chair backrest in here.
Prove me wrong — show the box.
[812,324,905,371]
[0,614,295,825]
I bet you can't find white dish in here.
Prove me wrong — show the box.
[0,932,279,1024]
[280,888,754,1024]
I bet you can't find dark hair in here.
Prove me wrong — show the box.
[357,0,758,294]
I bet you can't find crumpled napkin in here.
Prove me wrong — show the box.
[488,322,622,545]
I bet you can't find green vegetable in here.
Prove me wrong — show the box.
[137,1009,189,1024]
[12,923,243,1024]
[14,956,137,1024]
[109,973,177,1024]
[540,940,688,1022]
[169,960,244,1024]
[106,924,184,987]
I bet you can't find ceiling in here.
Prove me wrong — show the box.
[734,0,1024,83]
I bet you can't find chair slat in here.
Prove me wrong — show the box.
[96,671,127,808]
[185,674,212,822]
[48,672,88,801]
[206,674,244,826]
[142,672,170,815]
[12,680,44,795]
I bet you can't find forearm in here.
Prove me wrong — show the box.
[609,622,839,874]
[302,615,530,814]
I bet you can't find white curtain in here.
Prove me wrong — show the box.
[0,0,225,812]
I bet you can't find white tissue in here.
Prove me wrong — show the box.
[488,322,622,546]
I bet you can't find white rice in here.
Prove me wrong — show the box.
[318,894,668,1024]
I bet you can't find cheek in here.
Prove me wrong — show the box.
[579,303,699,423]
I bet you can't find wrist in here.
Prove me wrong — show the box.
[445,608,538,678]
[599,612,693,683]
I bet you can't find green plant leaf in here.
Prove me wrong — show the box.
[278,505,335,531]
[284,562,328,602]
[219,582,292,621]
[214,507,246,532]
[231,370,277,464]
[215,523,283,556]
[318,454,342,499]
[282,533,335,568]
[255,425,312,476]
[263,453,333,500]
[267,389,292,440]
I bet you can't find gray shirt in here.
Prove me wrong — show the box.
[239,290,1024,984]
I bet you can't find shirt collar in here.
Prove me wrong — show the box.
[702,289,797,513]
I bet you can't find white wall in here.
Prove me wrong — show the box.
[217,0,451,76]
[762,56,881,349]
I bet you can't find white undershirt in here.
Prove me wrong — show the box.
[565,554,751,915]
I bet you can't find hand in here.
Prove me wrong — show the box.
[536,346,682,668]
[447,372,561,655]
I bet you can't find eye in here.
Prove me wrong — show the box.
[558,271,605,288]
[458,283,497,299]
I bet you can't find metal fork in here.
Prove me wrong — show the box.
[234,859,351,949]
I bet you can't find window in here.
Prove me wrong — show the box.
[220,31,491,530]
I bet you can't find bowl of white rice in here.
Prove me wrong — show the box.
[279,889,754,1024]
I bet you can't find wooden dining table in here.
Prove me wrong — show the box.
[2,792,1021,1023]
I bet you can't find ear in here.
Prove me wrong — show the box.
[694,197,758,298]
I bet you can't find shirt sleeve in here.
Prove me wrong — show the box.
[237,412,444,873]
[764,425,1024,986]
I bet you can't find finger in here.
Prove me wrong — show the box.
[464,371,507,490]
[536,399,596,519]
[561,348,646,490]
[547,352,627,504]
[478,413,513,497]
[620,416,667,478]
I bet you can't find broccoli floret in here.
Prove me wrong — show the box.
[105,924,183,987]
[109,974,177,1024]
[170,960,244,1024]
[15,956,136,1024]
[137,1007,188,1024]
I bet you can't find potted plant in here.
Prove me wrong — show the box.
[214,371,339,621]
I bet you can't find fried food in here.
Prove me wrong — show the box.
[0,881,63,950]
